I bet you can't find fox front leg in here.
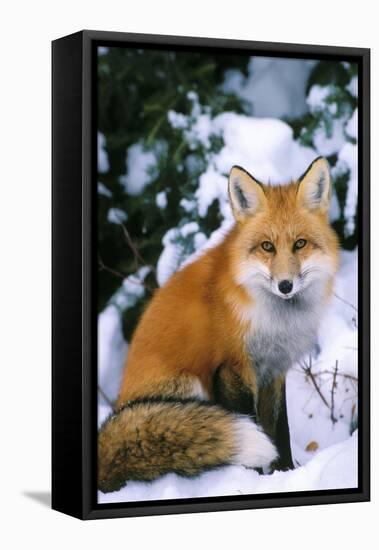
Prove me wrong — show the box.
[213,362,259,421]
[257,375,294,471]
[213,362,277,473]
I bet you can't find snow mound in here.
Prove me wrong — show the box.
[97,132,109,173]
[222,57,315,119]
[212,113,316,183]
[119,141,158,196]
[98,432,357,503]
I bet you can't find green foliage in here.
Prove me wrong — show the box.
[98,50,359,343]
[288,61,358,249]
[97,48,250,337]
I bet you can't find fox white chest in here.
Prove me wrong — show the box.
[245,290,324,381]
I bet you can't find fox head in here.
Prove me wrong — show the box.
[228,157,339,302]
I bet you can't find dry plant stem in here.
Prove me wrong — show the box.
[301,356,357,423]
[302,355,330,409]
[98,385,116,413]
[119,220,157,277]
[319,370,358,383]
[330,360,339,424]
[332,292,358,313]
[98,254,126,279]
[102,212,157,284]
[98,254,155,293]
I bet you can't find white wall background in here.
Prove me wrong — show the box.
[0,1,376,548]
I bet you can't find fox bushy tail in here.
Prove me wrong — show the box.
[98,398,277,493]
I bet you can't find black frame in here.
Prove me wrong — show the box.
[52,30,370,520]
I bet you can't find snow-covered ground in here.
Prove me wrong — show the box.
[99,432,357,503]
[97,57,358,503]
[97,248,358,503]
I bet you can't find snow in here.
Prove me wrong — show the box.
[180,197,196,212]
[286,250,358,457]
[97,267,152,417]
[98,305,127,417]
[120,267,150,307]
[307,84,358,157]
[97,132,109,173]
[304,81,358,236]
[108,266,151,311]
[222,57,315,119]
[98,182,112,198]
[156,190,168,209]
[189,113,213,148]
[307,84,331,112]
[180,221,199,238]
[184,219,235,269]
[168,100,316,187]
[156,227,183,286]
[119,141,157,196]
[196,166,229,218]
[312,118,347,156]
[98,433,357,503]
[107,207,127,224]
[347,75,358,98]
[346,108,358,140]
[167,110,188,130]
[193,231,207,250]
[212,113,316,183]
[169,92,213,149]
[329,192,341,222]
[334,142,358,236]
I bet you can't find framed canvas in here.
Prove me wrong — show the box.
[52,30,370,520]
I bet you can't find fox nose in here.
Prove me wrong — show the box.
[278,279,293,295]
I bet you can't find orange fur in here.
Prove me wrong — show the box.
[117,160,339,408]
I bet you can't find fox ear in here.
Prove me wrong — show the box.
[297,157,331,213]
[228,166,266,222]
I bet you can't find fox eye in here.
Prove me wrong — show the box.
[294,238,307,250]
[261,241,275,253]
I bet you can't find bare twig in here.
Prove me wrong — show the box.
[299,355,358,428]
[333,292,358,313]
[119,220,157,276]
[319,369,358,383]
[98,254,127,279]
[330,360,339,424]
[98,254,155,293]
[301,355,330,410]
[98,385,116,413]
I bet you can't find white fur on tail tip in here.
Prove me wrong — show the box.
[233,417,278,468]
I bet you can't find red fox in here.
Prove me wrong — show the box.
[98,157,339,493]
